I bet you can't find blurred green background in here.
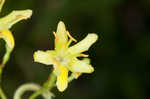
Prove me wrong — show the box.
[0,0,150,99]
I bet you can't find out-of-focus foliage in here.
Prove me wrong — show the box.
[0,0,150,99]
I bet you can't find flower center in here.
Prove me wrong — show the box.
[55,56,68,66]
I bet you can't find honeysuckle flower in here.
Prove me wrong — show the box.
[0,0,32,50]
[34,21,98,92]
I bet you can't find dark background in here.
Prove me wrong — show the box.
[0,0,150,99]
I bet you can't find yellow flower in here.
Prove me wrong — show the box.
[0,0,32,50]
[34,21,98,92]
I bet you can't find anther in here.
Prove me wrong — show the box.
[53,31,58,41]
[79,54,89,57]
[75,72,80,79]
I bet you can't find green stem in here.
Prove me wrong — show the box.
[14,83,53,99]
[29,72,76,99]
[0,47,12,81]
[29,72,56,99]
[0,87,7,99]
[0,0,5,12]
[2,47,12,67]
[0,47,12,99]
[68,73,76,83]
[0,67,3,83]
[0,48,11,81]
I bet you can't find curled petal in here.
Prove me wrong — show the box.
[55,21,68,50]
[54,65,68,92]
[0,29,14,49]
[70,58,94,74]
[0,9,32,29]
[68,33,98,55]
[33,50,55,65]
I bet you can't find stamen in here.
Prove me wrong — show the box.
[53,31,57,38]
[67,39,72,47]
[79,54,89,57]
[75,72,80,79]
[66,31,77,42]
[53,31,58,41]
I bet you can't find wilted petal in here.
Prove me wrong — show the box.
[54,65,68,92]
[0,29,14,49]
[0,9,32,29]
[33,50,55,65]
[68,33,98,55]
[70,58,94,73]
[55,21,68,50]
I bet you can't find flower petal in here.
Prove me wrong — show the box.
[70,58,94,73]
[55,21,68,50]
[0,9,32,29]
[54,65,68,92]
[68,33,98,54]
[33,50,55,65]
[0,29,14,49]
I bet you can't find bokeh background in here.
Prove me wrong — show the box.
[0,0,150,99]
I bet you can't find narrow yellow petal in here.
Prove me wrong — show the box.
[54,65,68,92]
[68,33,98,55]
[0,9,32,29]
[70,58,94,73]
[0,29,14,49]
[33,50,55,65]
[55,21,68,50]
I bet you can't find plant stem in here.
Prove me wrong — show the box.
[0,0,5,12]
[68,73,76,83]
[29,72,56,99]
[2,47,12,67]
[14,83,53,99]
[0,47,12,99]
[0,68,6,99]
[0,87,7,99]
